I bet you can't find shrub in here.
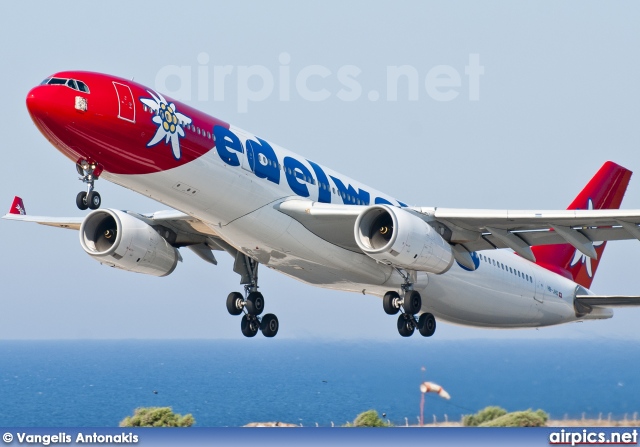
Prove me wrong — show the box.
[462,406,507,426]
[120,407,195,427]
[344,410,391,427]
[480,409,548,427]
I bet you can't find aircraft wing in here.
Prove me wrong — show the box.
[419,207,640,260]
[277,199,640,261]
[2,197,226,264]
[277,200,365,252]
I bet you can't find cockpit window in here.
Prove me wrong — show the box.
[48,78,67,85]
[76,81,89,93]
[43,77,90,93]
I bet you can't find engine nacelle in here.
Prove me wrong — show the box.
[79,209,179,277]
[354,205,454,274]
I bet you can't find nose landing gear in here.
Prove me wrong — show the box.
[76,160,102,210]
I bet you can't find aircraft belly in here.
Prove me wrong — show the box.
[220,205,394,290]
[106,165,393,292]
[102,162,580,328]
[421,262,577,328]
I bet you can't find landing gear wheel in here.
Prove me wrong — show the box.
[260,313,279,338]
[241,315,259,337]
[226,292,244,316]
[383,291,400,315]
[397,314,415,337]
[418,313,436,337]
[87,191,101,210]
[76,192,88,210]
[403,290,422,315]
[245,291,265,316]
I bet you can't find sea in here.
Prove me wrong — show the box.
[0,339,638,427]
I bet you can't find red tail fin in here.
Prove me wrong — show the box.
[8,196,26,215]
[531,161,632,289]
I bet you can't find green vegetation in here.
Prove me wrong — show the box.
[462,406,507,426]
[120,407,195,427]
[463,406,548,427]
[344,410,392,427]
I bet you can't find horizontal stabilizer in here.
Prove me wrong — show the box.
[575,295,640,307]
[2,213,83,229]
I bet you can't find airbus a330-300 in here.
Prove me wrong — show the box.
[6,71,640,338]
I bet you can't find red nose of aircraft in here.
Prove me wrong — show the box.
[26,85,50,121]
[25,75,96,166]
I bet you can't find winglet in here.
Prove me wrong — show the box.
[8,196,26,215]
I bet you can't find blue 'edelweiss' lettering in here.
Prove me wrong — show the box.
[284,156,313,197]
[307,159,331,204]
[330,176,370,205]
[246,137,280,184]
[213,125,243,166]
[212,125,406,207]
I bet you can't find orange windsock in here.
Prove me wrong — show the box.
[419,382,450,400]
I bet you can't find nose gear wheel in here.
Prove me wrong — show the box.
[76,160,102,210]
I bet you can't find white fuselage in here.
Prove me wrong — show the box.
[103,124,608,329]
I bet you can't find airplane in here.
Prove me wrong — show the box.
[5,70,640,339]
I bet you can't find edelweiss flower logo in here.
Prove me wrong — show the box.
[569,198,604,278]
[140,90,192,160]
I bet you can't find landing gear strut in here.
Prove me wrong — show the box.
[383,268,437,338]
[225,253,279,338]
[76,160,101,210]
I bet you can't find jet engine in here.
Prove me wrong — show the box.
[79,209,180,277]
[354,205,454,274]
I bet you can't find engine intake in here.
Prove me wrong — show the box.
[79,209,179,277]
[354,205,453,274]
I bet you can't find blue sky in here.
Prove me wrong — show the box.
[1,1,639,340]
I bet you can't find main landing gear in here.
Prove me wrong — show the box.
[383,269,436,338]
[76,160,102,210]
[226,254,279,338]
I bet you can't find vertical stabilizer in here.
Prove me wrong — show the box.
[8,196,26,215]
[531,161,632,289]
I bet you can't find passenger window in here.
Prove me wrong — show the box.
[509,267,513,273]
[207,132,211,139]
